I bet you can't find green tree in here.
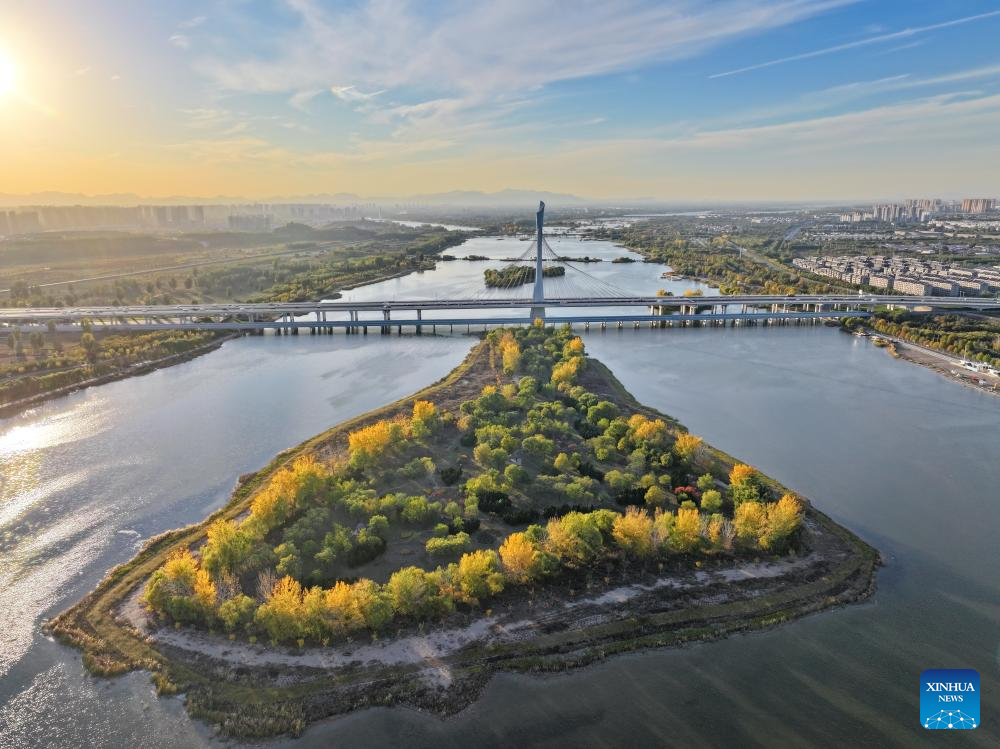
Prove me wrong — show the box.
[80,331,100,365]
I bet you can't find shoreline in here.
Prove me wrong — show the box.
[0,257,454,422]
[48,339,879,738]
[856,328,1000,398]
[0,333,239,420]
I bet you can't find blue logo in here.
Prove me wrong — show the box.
[921,669,979,729]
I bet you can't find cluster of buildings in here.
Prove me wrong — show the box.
[839,198,997,225]
[0,203,372,235]
[792,255,1000,296]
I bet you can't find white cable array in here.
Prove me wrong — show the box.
[465,235,633,302]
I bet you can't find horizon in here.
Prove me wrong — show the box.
[2,1,1000,201]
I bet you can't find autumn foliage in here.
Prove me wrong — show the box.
[141,327,809,648]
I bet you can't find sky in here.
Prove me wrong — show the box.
[1,0,999,202]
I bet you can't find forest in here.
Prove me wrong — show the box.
[141,327,804,645]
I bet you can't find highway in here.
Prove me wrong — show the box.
[2,294,999,323]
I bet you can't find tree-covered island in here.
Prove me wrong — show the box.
[50,326,878,737]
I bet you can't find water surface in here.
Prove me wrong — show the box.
[1,237,997,748]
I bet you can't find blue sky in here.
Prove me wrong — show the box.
[2,0,999,200]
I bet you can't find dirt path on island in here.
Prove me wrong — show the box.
[121,552,817,681]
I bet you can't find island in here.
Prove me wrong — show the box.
[49,326,878,738]
[484,265,565,287]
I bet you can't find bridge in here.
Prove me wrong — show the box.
[3,202,999,335]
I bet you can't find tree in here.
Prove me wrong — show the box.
[669,507,702,553]
[353,578,394,631]
[218,595,256,632]
[521,434,555,460]
[612,507,654,558]
[80,331,100,365]
[729,464,764,507]
[760,494,803,551]
[426,532,472,559]
[387,566,435,618]
[455,549,504,603]
[563,337,585,357]
[401,496,435,525]
[348,417,406,467]
[644,485,668,507]
[504,463,530,486]
[254,576,304,643]
[605,469,636,493]
[201,519,252,577]
[734,502,768,545]
[673,433,703,462]
[553,452,573,473]
[700,489,723,514]
[497,331,521,374]
[499,532,543,583]
[551,355,583,386]
[546,512,605,565]
[696,473,716,492]
[411,400,440,438]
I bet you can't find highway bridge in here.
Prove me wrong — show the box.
[4,294,999,334]
[3,202,998,335]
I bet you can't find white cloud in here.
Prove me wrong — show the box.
[710,9,1000,78]
[186,0,859,159]
[330,85,385,102]
[604,92,1000,153]
[169,34,191,49]
[179,15,207,29]
[289,89,324,111]
[198,1,855,97]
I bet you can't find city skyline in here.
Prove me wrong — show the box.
[2,1,1000,200]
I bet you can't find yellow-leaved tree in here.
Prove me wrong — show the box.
[760,493,803,550]
[734,501,768,545]
[411,400,440,439]
[612,507,655,558]
[498,332,521,374]
[673,432,703,462]
[499,532,541,583]
[254,576,304,643]
[669,507,702,553]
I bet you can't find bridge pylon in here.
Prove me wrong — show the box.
[530,201,546,322]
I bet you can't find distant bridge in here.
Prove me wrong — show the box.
[2,202,998,335]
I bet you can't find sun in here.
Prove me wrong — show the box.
[0,50,16,97]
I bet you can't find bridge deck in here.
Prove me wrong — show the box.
[0,294,997,322]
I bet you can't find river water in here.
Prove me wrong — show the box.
[1,236,997,748]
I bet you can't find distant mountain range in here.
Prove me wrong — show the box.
[0,189,597,208]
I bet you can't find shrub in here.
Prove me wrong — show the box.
[426,532,472,559]
[701,489,723,513]
[439,465,463,485]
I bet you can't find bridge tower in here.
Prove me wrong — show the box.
[531,201,546,321]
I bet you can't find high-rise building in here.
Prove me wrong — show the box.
[961,198,996,214]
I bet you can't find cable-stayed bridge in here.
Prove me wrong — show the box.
[3,202,999,335]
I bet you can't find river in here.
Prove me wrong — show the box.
[0,236,997,748]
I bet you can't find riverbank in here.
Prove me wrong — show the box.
[851,328,1000,397]
[0,251,459,421]
[0,333,238,419]
[48,336,879,739]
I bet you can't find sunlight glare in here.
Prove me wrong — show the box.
[0,50,16,96]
